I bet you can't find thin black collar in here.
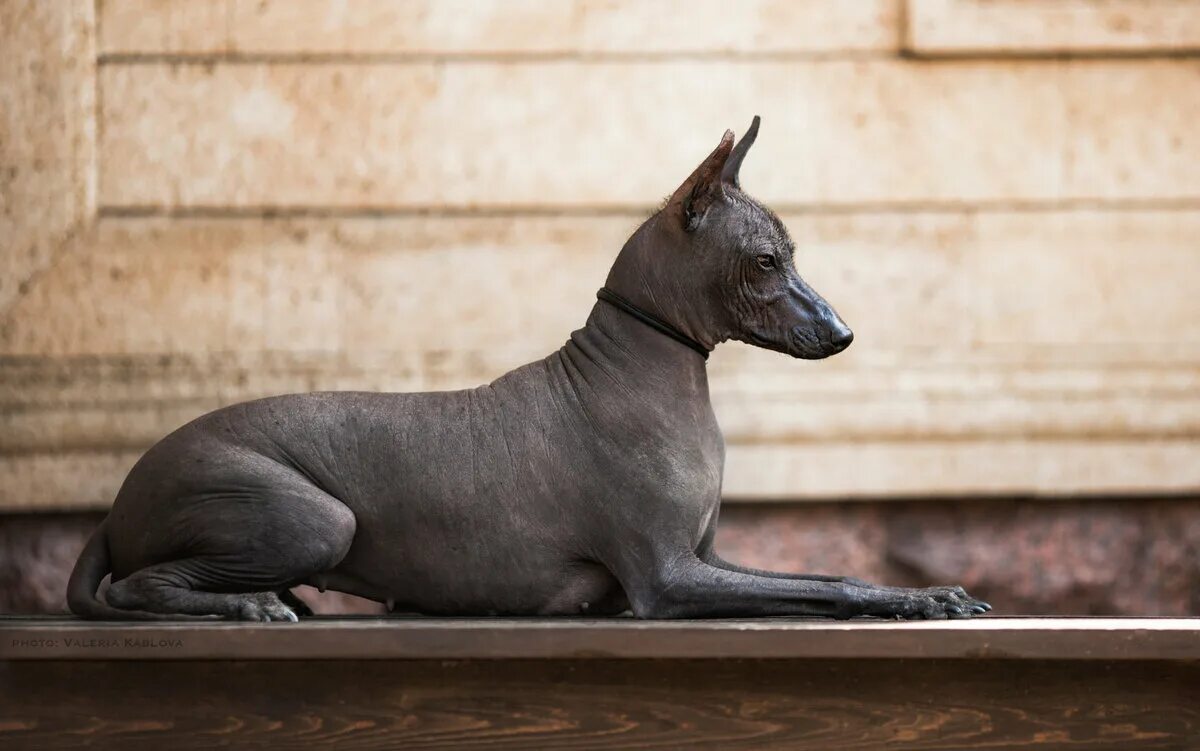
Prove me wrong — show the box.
[596,287,710,361]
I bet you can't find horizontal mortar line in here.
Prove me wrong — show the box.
[98,205,651,220]
[899,48,1200,63]
[96,198,1200,221]
[95,49,1200,66]
[96,50,901,66]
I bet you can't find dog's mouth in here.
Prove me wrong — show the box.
[732,330,788,355]
[733,323,851,360]
[787,327,847,360]
[731,328,839,360]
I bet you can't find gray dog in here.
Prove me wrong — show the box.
[69,118,989,621]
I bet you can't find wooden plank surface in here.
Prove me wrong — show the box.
[908,0,1200,56]
[3,617,1199,661]
[1,658,1196,749]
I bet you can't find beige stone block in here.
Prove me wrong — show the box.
[908,0,1200,55]
[0,452,141,509]
[723,440,1200,498]
[98,0,230,55]
[0,0,96,313]
[326,219,616,359]
[3,210,1195,363]
[97,60,1200,208]
[97,0,899,55]
[0,212,979,359]
[783,212,977,350]
[972,211,1200,346]
[0,221,271,355]
[715,388,1200,443]
[0,217,620,356]
[0,401,220,454]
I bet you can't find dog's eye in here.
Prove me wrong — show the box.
[756,254,776,270]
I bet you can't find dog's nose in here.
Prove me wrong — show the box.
[829,324,854,352]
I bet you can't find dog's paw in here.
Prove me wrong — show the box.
[869,585,991,620]
[233,592,300,622]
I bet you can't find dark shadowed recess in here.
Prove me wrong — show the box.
[3,497,1199,616]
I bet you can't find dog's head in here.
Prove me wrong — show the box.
[615,117,852,360]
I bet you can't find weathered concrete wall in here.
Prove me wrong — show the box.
[2,1,1199,508]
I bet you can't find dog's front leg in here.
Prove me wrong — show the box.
[702,553,991,614]
[691,514,879,588]
[620,552,987,620]
[694,518,990,612]
[704,553,876,587]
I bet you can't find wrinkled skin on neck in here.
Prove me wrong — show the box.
[605,136,852,360]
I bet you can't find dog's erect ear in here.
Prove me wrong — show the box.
[721,115,760,189]
[667,129,735,232]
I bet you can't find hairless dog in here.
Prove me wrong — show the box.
[69,118,990,621]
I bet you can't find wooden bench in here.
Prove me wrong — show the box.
[2,617,1198,749]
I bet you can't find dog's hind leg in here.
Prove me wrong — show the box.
[108,567,303,621]
[105,482,356,621]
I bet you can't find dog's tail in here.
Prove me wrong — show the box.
[66,518,210,620]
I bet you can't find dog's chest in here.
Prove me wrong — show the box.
[643,416,724,542]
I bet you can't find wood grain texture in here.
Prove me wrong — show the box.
[1,658,1196,749]
[908,0,1200,56]
[97,61,1200,208]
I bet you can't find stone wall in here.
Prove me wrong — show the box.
[2,0,1200,509]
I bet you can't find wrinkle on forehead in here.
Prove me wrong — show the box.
[725,190,795,258]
